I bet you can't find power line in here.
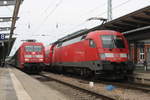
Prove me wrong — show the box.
[40,0,57,15]
[79,2,107,17]
[34,0,132,38]
[97,0,132,17]
[33,0,62,34]
[62,0,132,34]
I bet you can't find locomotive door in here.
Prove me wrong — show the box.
[85,39,99,60]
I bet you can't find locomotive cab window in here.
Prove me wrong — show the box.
[25,45,42,52]
[114,36,125,48]
[101,35,125,48]
[34,46,42,52]
[25,46,33,52]
[89,39,96,48]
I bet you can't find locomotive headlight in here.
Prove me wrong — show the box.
[39,59,43,61]
[100,53,114,59]
[105,53,114,57]
[25,55,32,58]
[25,59,29,61]
[100,53,106,59]
[35,55,43,58]
[120,53,127,57]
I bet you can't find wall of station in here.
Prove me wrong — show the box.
[129,38,150,68]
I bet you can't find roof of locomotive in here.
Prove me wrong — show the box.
[21,42,44,47]
[88,30,123,35]
[55,29,88,43]
[54,29,122,44]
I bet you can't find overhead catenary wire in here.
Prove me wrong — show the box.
[65,0,133,33]
[32,0,134,40]
[33,0,106,37]
[40,0,57,16]
[97,0,132,17]
[33,0,62,35]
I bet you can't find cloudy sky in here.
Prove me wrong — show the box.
[0,0,150,56]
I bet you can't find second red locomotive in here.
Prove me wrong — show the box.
[12,41,45,73]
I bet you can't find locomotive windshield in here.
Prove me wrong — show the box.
[25,45,42,52]
[101,35,125,48]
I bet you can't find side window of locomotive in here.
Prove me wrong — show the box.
[61,36,83,47]
[57,43,62,48]
[89,39,96,48]
[81,35,86,40]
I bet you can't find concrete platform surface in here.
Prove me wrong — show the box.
[0,67,68,100]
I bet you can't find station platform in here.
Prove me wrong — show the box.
[128,70,150,85]
[0,67,67,100]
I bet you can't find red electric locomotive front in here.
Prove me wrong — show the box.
[13,42,45,73]
[52,30,134,79]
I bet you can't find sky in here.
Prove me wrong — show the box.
[0,0,150,56]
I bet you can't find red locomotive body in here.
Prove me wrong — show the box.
[13,42,45,73]
[51,30,134,79]
[44,45,53,70]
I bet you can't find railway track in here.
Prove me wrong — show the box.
[31,73,115,100]
[56,71,150,93]
[31,71,150,100]
[97,80,150,93]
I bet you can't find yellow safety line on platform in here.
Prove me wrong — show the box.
[8,68,32,100]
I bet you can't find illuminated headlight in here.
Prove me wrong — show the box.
[39,59,43,61]
[25,55,32,58]
[35,55,43,58]
[105,53,114,57]
[120,53,127,57]
[100,53,106,59]
[25,59,29,61]
[100,53,114,59]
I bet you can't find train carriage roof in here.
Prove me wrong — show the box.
[54,29,89,43]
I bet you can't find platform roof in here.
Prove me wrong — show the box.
[55,6,150,43]
[0,17,19,22]
[0,0,23,6]
[0,0,16,6]
[0,0,23,60]
[89,6,150,33]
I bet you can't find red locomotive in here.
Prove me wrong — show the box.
[48,30,134,79]
[12,41,45,73]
